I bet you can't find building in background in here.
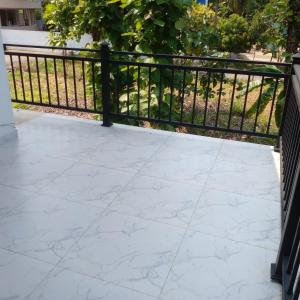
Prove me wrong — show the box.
[197,0,209,4]
[0,0,43,30]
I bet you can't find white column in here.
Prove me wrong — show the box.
[0,29,16,139]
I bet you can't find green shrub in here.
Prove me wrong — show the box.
[218,14,252,53]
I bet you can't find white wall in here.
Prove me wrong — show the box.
[0,0,41,9]
[0,30,15,138]
[1,29,92,48]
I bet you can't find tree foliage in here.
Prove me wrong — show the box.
[181,4,219,55]
[44,0,193,54]
[218,13,251,53]
[249,0,292,59]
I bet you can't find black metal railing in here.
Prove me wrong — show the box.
[271,55,300,300]
[108,47,291,138]
[4,43,292,138]
[4,44,102,114]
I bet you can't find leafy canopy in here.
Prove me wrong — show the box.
[44,0,193,53]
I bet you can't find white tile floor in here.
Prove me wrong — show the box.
[0,110,282,300]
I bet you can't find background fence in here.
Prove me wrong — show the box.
[4,43,292,139]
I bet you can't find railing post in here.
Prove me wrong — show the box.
[101,42,112,127]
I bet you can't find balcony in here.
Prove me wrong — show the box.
[0,44,300,300]
[0,109,281,299]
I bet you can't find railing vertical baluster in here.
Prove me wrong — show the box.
[158,67,163,120]
[148,66,152,119]
[137,66,140,118]
[192,70,199,124]
[9,55,18,101]
[54,58,60,106]
[287,245,300,294]
[27,56,34,103]
[228,73,237,129]
[72,59,78,108]
[127,64,130,116]
[44,57,51,105]
[82,60,87,110]
[240,75,250,132]
[116,65,120,114]
[215,72,224,128]
[35,57,42,104]
[180,69,186,123]
[203,72,211,126]
[267,78,279,134]
[253,76,265,132]
[63,58,69,107]
[292,275,300,300]
[18,55,26,101]
[169,68,175,123]
[92,61,96,112]
[287,218,300,273]
[101,42,112,127]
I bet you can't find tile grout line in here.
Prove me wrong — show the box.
[157,137,280,299]
[22,139,174,300]
[24,135,175,300]
[0,134,173,272]
[0,246,58,300]
[158,139,226,298]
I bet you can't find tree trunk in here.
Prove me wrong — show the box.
[286,0,300,54]
[91,28,101,42]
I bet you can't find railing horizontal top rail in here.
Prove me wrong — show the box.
[4,43,100,53]
[4,50,100,62]
[3,44,291,68]
[110,59,290,77]
[111,50,292,68]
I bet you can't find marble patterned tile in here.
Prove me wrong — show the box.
[0,111,281,299]
[18,113,112,141]
[58,211,185,297]
[0,184,34,217]
[160,231,282,300]
[109,175,202,228]
[190,189,281,250]
[166,129,224,145]
[0,134,97,166]
[0,156,75,192]
[105,124,170,147]
[39,163,136,208]
[0,194,104,264]
[217,141,280,166]
[140,151,217,187]
[0,248,53,300]
[29,136,107,164]
[206,160,280,201]
[223,138,275,151]
[162,135,223,157]
[77,140,162,172]
[27,267,157,300]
